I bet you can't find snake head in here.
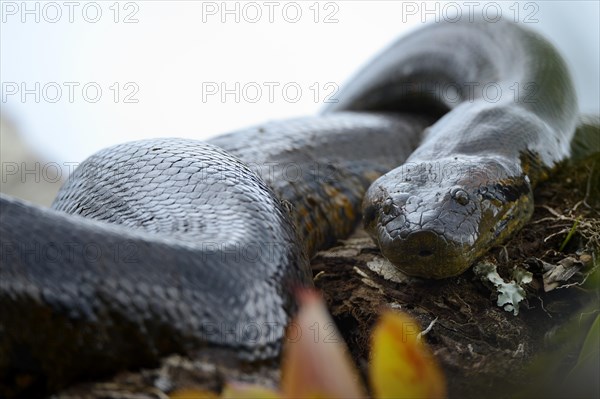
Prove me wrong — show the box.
[362,157,534,279]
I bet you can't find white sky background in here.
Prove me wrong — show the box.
[1,1,599,168]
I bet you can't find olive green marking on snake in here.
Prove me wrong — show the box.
[325,19,579,278]
[0,112,429,395]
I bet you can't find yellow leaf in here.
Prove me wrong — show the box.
[221,382,282,399]
[370,311,446,399]
[169,388,219,399]
[281,290,366,399]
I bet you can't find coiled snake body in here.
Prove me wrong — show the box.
[0,19,578,395]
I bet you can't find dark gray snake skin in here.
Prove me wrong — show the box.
[326,19,578,278]
[0,19,578,396]
[0,113,429,395]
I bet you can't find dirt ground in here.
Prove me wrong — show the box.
[311,151,599,398]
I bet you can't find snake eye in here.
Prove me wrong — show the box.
[452,188,469,206]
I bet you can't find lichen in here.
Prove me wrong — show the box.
[474,262,532,316]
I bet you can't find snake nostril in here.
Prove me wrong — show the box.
[363,204,377,226]
[382,198,394,215]
[418,249,434,257]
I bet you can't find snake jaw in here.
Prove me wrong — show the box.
[377,227,468,279]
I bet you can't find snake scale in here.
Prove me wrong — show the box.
[0,19,578,396]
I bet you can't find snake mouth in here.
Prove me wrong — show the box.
[378,227,472,279]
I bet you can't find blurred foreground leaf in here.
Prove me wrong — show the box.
[370,312,446,399]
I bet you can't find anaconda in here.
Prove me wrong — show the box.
[0,113,429,395]
[0,18,579,396]
[325,19,578,278]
